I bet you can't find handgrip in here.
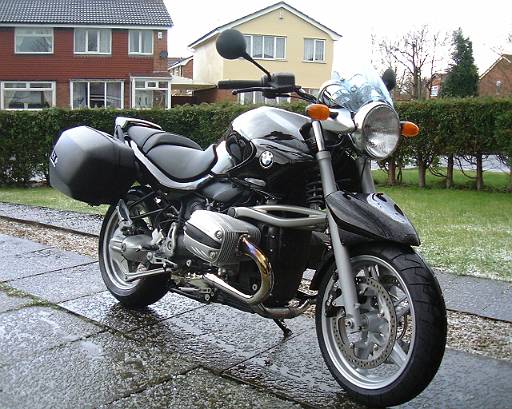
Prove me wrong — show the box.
[218,80,263,89]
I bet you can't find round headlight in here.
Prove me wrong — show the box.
[352,102,400,160]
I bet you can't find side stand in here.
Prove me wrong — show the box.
[273,319,292,337]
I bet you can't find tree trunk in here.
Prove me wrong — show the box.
[475,153,484,191]
[446,154,454,189]
[418,161,427,188]
[507,168,512,193]
[388,160,396,186]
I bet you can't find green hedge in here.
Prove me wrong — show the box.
[0,98,511,186]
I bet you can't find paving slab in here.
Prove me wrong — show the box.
[435,270,512,321]
[0,288,34,313]
[227,330,512,409]
[9,262,106,303]
[130,303,312,372]
[0,305,102,365]
[0,247,94,282]
[101,367,300,409]
[0,233,49,255]
[0,201,102,235]
[60,291,204,332]
[0,331,197,409]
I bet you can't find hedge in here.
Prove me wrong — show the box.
[0,98,511,187]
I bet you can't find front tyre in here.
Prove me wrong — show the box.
[315,243,446,407]
[99,190,169,308]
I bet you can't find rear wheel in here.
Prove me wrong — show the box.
[315,243,446,407]
[99,189,169,308]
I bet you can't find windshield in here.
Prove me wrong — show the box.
[320,65,393,112]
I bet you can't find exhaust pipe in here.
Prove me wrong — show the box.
[203,236,273,305]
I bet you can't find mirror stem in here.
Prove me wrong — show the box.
[242,52,271,79]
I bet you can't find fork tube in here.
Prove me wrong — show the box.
[312,121,362,328]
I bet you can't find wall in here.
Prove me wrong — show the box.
[0,27,169,107]
[194,88,236,103]
[193,40,224,84]
[479,57,512,96]
[222,8,334,89]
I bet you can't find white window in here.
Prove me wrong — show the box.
[430,85,439,97]
[1,81,55,110]
[244,35,286,60]
[129,30,153,55]
[304,39,325,62]
[15,28,53,54]
[70,81,124,109]
[238,91,290,105]
[74,29,111,54]
[132,79,171,109]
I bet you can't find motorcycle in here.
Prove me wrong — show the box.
[49,29,447,407]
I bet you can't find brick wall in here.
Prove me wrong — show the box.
[0,27,169,107]
[194,88,236,103]
[479,57,512,96]
[182,59,193,79]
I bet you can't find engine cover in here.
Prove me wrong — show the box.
[183,210,260,266]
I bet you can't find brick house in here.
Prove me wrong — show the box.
[479,54,512,96]
[0,0,173,110]
[169,56,193,79]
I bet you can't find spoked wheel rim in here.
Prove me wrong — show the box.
[320,255,416,390]
[102,202,152,291]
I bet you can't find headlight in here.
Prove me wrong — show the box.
[351,102,400,160]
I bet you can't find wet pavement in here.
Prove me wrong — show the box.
[0,233,511,408]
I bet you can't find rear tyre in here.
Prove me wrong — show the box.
[99,189,169,308]
[315,243,446,407]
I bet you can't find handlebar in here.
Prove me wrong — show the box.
[218,80,264,89]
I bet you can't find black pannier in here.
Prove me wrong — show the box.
[49,126,136,205]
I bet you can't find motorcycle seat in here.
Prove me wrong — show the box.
[128,126,202,153]
[146,144,217,182]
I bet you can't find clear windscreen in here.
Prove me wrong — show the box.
[321,65,393,112]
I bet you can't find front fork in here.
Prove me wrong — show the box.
[312,121,370,330]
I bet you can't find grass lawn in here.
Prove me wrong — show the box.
[0,182,510,281]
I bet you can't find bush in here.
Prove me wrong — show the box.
[0,98,510,186]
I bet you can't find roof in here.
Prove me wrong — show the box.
[169,55,193,69]
[188,1,341,49]
[0,0,173,28]
[480,54,512,79]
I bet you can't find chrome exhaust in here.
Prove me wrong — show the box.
[252,298,314,320]
[203,236,273,305]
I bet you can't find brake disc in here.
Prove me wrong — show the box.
[331,276,397,369]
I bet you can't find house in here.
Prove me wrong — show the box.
[188,2,341,104]
[0,0,173,110]
[169,56,194,79]
[479,54,512,96]
[427,73,446,99]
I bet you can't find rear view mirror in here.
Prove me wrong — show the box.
[216,29,248,60]
[382,68,397,92]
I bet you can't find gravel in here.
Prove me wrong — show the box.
[1,217,510,362]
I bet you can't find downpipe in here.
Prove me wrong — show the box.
[203,236,273,305]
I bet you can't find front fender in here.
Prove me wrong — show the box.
[325,191,420,246]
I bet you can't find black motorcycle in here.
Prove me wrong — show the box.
[50,29,447,407]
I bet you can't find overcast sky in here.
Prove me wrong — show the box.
[164,0,511,74]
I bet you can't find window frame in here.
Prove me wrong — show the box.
[128,30,154,55]
[0,81,56,110]
[131,78,172,109]
[244,34,286,60]
[14,27,54,54]
[304,38,326,63]
[74,28,112,55]
[69,80,124,109]
[238,91,290,105]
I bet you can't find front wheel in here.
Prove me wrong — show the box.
[315,243,447,407]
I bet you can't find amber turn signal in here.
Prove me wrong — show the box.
[306,104,330,121]
[401,121,419,138]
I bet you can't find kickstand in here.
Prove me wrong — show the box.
[273,319,292,337]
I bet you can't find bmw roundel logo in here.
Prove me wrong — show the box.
[260,151,274,168]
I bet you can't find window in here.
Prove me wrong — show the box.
[71,81,123,109]
[132,79,171,109]
[244,35,286,60]
[304,39,325,62]
[74,29,111,54]
[129,30,153,54]
[430,85,439,97]
[496,80,502,95]
[15,28,53,54]
[1,82,55,110]
[238,91,290,105]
